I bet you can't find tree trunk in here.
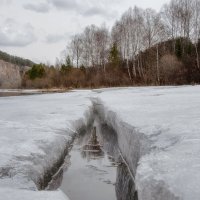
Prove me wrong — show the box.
[132,60,137,77]
[127,59,132,82]
[156,44,160,84]
[139,55,144,79]
[137,57,142,77]
[195,43,200,69]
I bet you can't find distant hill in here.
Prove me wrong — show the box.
[0,50,35,67]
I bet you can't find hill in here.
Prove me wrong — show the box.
[0,50,35,67]
[0,50,35,88]
[132,38,200,85]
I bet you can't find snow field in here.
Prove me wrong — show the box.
[93,86,200,200]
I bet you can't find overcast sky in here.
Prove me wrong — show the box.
[0,0,170,64]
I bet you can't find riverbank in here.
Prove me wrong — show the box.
[0,90,92,200]
[0,88,70,97]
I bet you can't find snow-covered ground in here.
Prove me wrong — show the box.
[0,188,69,200]
[0,91,92,200]
[0,86,200,200]
[93,86,200,200]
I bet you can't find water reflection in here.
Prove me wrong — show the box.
[96,122,137,200]
[116,163,137,200]
[47,155,71,190]
[81,127,104,161]
[48,122,137,200]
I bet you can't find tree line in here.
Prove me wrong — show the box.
[23,0,200,88]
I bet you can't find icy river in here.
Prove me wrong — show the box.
[1,86,200,200]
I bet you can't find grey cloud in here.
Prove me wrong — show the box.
[22,0,115,18]
[49,0,115,18]
[83,7,105,16]
[45,33,68,43]
[82,7,113,18]
[24,0,79,13]
[0,19,36,47]
[23,3,50,13]
[79,0,120,18]
[47,0,78,10]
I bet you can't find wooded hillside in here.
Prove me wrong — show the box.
[0,50,35,67]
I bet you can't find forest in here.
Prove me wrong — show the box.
[0,50,35,67]
[22,0,200,88]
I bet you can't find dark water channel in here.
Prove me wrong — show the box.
[0,92,27,97]
[48,122,137,200]
[0,92,39,97]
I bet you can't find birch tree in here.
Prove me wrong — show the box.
[192,0,200,68]
[70,34,83,68]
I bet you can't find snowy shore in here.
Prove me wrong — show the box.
[93,86,200,200]
[0,90,92,200]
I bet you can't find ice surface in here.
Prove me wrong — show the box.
[93,86,200,200]
[0,188,69,200]
[1,86,200,200]
[0,91,92,199]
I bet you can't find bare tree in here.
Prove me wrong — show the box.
[70,34,83,68]
[96,24,109,72]
[143,9,165,48]
[111,7,145,80]
[192,0,200,68]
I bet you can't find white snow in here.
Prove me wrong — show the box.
[0,90,92,200]
[93,86,200,200]
[1,86,200,200]
[0,188,69,200]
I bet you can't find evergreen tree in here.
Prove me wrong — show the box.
[175,38,182,58]
[109,42,120,68]
[28,64,45,80]
[61,55,72,74]
[65,55,72,68]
